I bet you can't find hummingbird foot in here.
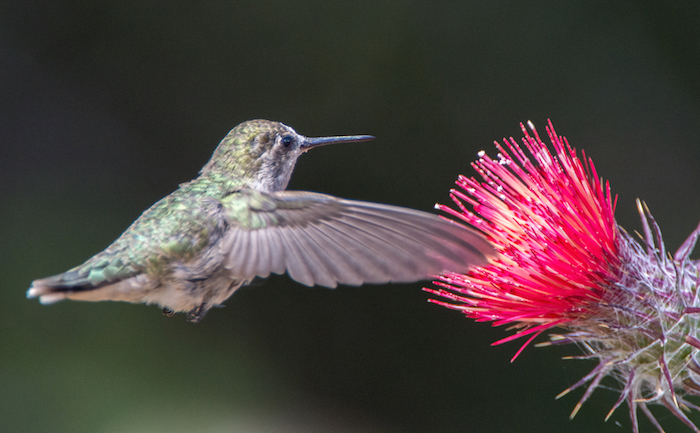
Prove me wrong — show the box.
[162,308,175,317]
[186,304,208,323]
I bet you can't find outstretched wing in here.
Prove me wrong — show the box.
[220,189,494,288]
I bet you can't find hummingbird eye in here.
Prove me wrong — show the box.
[281,135,294,148]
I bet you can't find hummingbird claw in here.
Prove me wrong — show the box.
[162,308,175,317]
[186,304,207,323]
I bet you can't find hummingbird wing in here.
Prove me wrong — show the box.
[220,189,495,288]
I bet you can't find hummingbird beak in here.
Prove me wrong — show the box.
[301,134,375,153]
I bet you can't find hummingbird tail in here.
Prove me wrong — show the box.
[27,270,147,305]
[27,270,104,303]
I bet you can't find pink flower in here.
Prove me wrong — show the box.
[428,120,700,432]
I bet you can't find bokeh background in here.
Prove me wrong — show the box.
[2,1,700,432]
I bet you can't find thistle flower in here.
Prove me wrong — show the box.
[427,120,700,432]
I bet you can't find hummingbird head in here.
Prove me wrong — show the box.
[201,119,374,192]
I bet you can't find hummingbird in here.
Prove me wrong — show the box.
[27,120,494,322]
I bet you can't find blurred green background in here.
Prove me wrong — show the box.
[2,1,700,432]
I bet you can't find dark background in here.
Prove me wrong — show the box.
[2,1,700,432]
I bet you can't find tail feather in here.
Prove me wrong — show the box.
[28,271,150,305]
[26,288,69,305]
[27,269,118,304]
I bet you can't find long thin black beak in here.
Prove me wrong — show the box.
[301,134,375,152]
